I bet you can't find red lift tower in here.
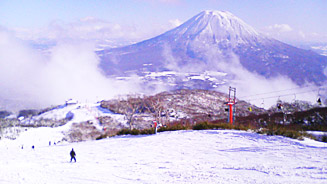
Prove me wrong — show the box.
[225,86,236,125]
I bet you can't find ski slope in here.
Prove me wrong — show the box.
[4,102,127,148]
[0,129,326,184]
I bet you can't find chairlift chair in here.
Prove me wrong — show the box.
[317,97,322,105]
[317,89,322,106]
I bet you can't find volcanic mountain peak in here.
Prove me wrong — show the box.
[163,10,263,46]
[99,10,327,86]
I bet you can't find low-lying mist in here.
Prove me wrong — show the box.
[215,55,321,108]
[162,43,320,109]
[221,55,318,108]
[0,29,164,112]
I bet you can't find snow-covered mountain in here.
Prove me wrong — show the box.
[161,10,262,47]
[99,10,327,86]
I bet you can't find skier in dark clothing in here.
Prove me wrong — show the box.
[70,148,76,162]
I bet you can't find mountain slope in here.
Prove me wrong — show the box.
[99,10,327,86]
[1,130,326,183]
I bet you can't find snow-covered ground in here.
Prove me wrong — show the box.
[307,131,327,141]
[33,102,126,125]
[0,102,128,147]
[1,129,326,183]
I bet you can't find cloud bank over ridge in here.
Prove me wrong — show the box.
[0,29,166,111]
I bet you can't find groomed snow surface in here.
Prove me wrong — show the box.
[1,129,327,184]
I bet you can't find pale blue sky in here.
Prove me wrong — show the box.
[0,0,326,43]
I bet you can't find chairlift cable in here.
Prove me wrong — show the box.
[244,89,317,102]
[239,84,321,99]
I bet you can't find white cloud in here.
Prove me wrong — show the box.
[11,18,148,47]
[0,29,167,111]
[217,55,318,108]
[267,24,293,33]
[11,17,181,48]
[262,24,327,43]
[169,19,183,28]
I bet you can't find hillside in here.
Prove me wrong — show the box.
[0,130,326,183]
[0,89,264,142]
[100,89,265,128]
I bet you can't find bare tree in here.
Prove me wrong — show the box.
[125,95,142,130]
[145,95,167,125]
[101,94,146,130]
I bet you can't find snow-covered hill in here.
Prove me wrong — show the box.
[0,129,326,183]
[0,102,128,144]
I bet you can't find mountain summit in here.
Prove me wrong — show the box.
[99,10,327,86]
[164,10,262,46]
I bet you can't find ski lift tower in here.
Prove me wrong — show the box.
[224,86,236,125]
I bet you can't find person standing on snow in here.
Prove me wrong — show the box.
[70,148,76,162]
